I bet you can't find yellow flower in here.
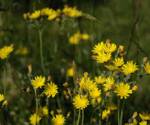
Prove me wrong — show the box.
[89,88,101,99]
[139,121,147,125]
[66,67,75,77]
[29,10,41,20]
[63,6,82,18]
[139,113,150,121]
[113,57,124,67]
[144,62,150,74]
[102,109,111,120]
[52,114,65,125]
[93,51,111,63]
[41,8,60,20]
[122,61,138,75]
[94,76,106,84]
[81,33,90,40]
[115,82,132,99]
[0,44,14,59]
[42,106,48,116]
[31,76,45,89]
[29,113,41,125]
[0,94,5,102]
[73,94,89,110]
[92,42,104,52]
[103,77,115,92]
[44,82,58,98]
[69,32,81,45]
[103,42,117,53]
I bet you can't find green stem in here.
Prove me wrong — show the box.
[76,110,81,125]
[120,101,124,125]
[81,110,84,125]
[117,99,120,125]
[34,89,39,125]
[38,29,45,74]
[73,109,76,125]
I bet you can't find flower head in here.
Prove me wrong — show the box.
[144,62,150,74]
[94,75,106,84]
[31,76,45,89]
[66,67,75,77]
[102,109,111,120]
[73,94,89,110]
[113,57,124,67]
[115,82,132,99]
[0,94,5,102]
[0,44,14,59]
[44,82,58,98]
[52,114,65,125]
[29,113,41,125]
[122,61,138,75]
[63,6,82,18]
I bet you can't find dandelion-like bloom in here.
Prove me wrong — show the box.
[139,113,150,121]
[94,52,111,64]
[69,32,81,45]
[39,106,48,116]
[79,72,96,91]
[94,76,106,84]
[103,42,117,53]
[41,8,60,21]
[89,87,101,99]
[102,109,111,120]
[144,62,150,74]
[29,113,41,125]
[0,44,14,59]
[115,82,132,99]
[0,94,5,102]
[44,82,58,98]
[66,67,75,77]
[29,10,41,20]
[103,77,115,92]
[81,33,90,40]
[73,94,89,110]
[113,57,124,67]
[92,42,105,54]
[52,114,65,125]
[31,76,45,89]
[139,121,147,125]
[63,6,82,18]
[122,61,138,75]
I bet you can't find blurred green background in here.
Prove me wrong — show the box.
[0,0,150,124]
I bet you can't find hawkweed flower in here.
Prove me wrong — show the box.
[0,44,14,59]
[139,121,147,125]
[73,94,89,110]
[31,76,45,89]
[94,75,106,84]
[62,6,82,18]
[113,57,124,67]
[144,62,150,74]
[122,61,138,75]
[103,42,117,53]
[115,82,132,99]
[89,87,101,99]
[0,94,5,102]
[29,113,41,125]
[139,113,150,121]
[39,106,48,117]
[29,10,41,20]
[44,82,58,98]
[103,77,115,92]
[0,94,8,106]
[52,114,65,125]
[102,109,111,120]
[66,67,75,77]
